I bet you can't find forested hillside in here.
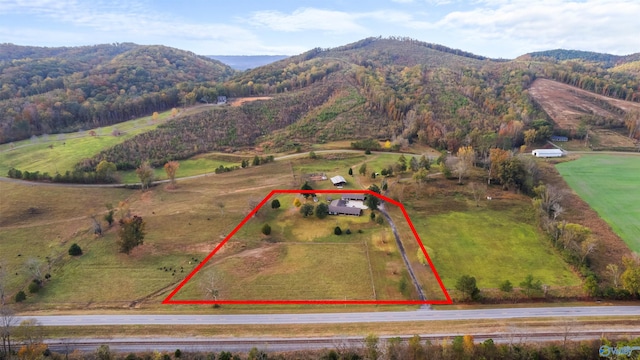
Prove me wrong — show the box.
[0,43,235,143]
[4,38,639,175]
[523,49,640,67]
[74,37,640,173]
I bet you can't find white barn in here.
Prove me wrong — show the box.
[532,149,564,158]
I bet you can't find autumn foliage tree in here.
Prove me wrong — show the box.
[488,148,510,185]
[117,215,146,254]
[455,146,475,184]
[135,161,154,190]
[625,110,640,139]
[164,161,180,187]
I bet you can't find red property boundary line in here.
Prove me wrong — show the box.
[162,189,453,305]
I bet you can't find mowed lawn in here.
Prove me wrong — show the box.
[410,206,581,290]
[556,154,640,252]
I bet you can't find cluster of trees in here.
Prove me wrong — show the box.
[0,44,235,143]
[82,82,336,170]
[543,61,640,102]
[532,184,640,299]
[0,333,633,360]
[6,167,118,184]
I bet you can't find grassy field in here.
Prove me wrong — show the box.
[0,110,175,176]
[556,154,640,252]
[387,182,582,297]
[171,191,417,302]
[0,152,587,311]
[118,153,245,183]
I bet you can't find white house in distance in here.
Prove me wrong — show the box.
[532,149,564,158]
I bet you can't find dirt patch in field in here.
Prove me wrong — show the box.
[229,97,273,107]
[529,78,640,131]
[538,160,633,280]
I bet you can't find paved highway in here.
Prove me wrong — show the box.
[19,306,640,326]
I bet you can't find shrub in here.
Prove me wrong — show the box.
[174,349,182,358]
[271,199,281,209]
[345,229,352,235]
[334,226,342,235]
[68,243,83,256]
[15,290,26,302]
[315,203,329,219]
[261,223,271,236]
[28,281,40,294]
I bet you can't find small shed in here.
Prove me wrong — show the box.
[330,175,347,187]
[551,135,568,142]
[532,149,564,158]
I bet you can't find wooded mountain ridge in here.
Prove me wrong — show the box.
[2,39,639,169]
[0,43,235,143]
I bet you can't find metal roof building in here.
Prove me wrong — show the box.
[532,149,564,158]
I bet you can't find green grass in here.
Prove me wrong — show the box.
[0,110,173,176]
[171,192,415,302]
[118,154,242,183]
[556,154,640,252]
[401,196,581,290]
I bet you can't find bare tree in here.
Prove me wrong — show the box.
[579,238,598,264]
[216,201,225,215]
[606,264,620,288]
[536,184,565,218]
[25,258,45,283]
[469,182,487,207]
[90,215,102,237]
[248,198,260,217]
[550,202,564,220]
[0,306,17,356]
[201,270,222,302]
[15,318,43,345]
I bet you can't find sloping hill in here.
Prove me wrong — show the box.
[0,44,235,143]
[521,49,640,67]
[529,78,639,148]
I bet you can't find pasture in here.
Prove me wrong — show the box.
[0,110,173,176]
[388,183,582,295]
[556,154,640,252]
[0,151,587,310]
[171,191,426,302]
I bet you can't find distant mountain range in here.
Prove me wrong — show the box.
[207,55,289,70]
[2,38,639,164]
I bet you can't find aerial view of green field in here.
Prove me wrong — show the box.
[2,13,640,356]
[556,154,640,252]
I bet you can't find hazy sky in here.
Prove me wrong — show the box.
[1,0,639,58]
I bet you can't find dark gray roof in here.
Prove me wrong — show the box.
[328,199,362,216]
[342,194,365,201]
